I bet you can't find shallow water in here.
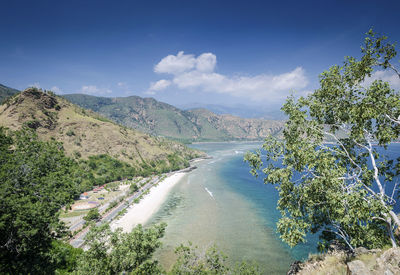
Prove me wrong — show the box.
[147,142,400,274]
[145,142,313,274]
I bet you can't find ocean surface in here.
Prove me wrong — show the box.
[146,142,400,274]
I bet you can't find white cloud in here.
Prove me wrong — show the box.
[80,85,112,95]
[151,51,309,101]
[50,86,62,94]
[196,53,216,72]
[363,70,400,90]
[29,82,41,89]
[154,51,196,74]
[147,79,171,94]
[117,82,128,88]
[172,67,308,100]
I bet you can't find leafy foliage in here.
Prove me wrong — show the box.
[0,122,198,274]
[0,127,81,273]
[130,182,139,194]
[75,152,191,188]
[50,240,83,274]
[83,208,101,222]
[72,225,260,275]
[75,223,166,274]
[170,242,261,275]
[245,30,400,252]
[77,154,137,187]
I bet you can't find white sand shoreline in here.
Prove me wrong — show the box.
[111,172,187,232]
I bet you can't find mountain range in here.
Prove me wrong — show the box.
[63,94,284,142]
[177,102,286,120]
[0,84,284,142]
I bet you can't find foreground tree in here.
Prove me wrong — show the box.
[0,128,80,273]
[75,223,166,274]
[170,242,260,275]
[245,30,400,252]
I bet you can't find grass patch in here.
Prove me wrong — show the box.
[60,210,89,218]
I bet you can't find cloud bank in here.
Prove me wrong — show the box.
[29,82,41,89]
[363,70,400,90]
[147,79,172,94]
[50,86,62,94]
[80,85,112,95]
[149,51,308,101]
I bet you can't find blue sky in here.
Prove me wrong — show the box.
[1,0,400,110]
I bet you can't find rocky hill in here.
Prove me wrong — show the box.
[63,94,284,142]
[0,88,203,171]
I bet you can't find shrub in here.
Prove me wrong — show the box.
[83,208,100,222]
[66,130,75,136]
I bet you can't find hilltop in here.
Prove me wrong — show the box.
[0,88,203,173]
[63,93,284,142]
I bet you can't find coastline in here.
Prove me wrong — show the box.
[190,140,265,145]
[110,172,187,232]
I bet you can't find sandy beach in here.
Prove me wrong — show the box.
[111,172,187,232]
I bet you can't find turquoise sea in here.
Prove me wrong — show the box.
[147,142,400,274]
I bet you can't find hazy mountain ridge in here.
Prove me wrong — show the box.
[179,102,286,120]
[0,84,19,103]
[63,93,284,142]
[0,88,203,170]
[188,108,284,140]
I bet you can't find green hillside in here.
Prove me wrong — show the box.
[63,94,284,142]
[0,88,204,176]
[0,84,19,103]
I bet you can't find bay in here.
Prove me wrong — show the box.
[146,142,400,274]
[147,142,316,274]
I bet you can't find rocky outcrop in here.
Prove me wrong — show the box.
[374,248,400,274]
[289,247,400,275]
[347,260,370,275]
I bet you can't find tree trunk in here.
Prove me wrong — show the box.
[387,216,398,248]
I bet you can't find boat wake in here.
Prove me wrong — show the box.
[205,187,214,200]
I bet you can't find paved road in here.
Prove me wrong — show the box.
[69,176,160,248]
[68,178,150,232]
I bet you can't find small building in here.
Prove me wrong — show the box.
[79,193,89,200]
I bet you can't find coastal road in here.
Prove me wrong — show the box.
[69,176,160,248]
[68,177,151,232]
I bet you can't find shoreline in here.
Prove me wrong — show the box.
[110,172,187,232]
[190,140,265,145]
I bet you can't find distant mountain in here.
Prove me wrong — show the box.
[0,88,203,172]
[63,94,284,142]
[188,108,284,139]
[178,102,286,120]
[0,84,19,103]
